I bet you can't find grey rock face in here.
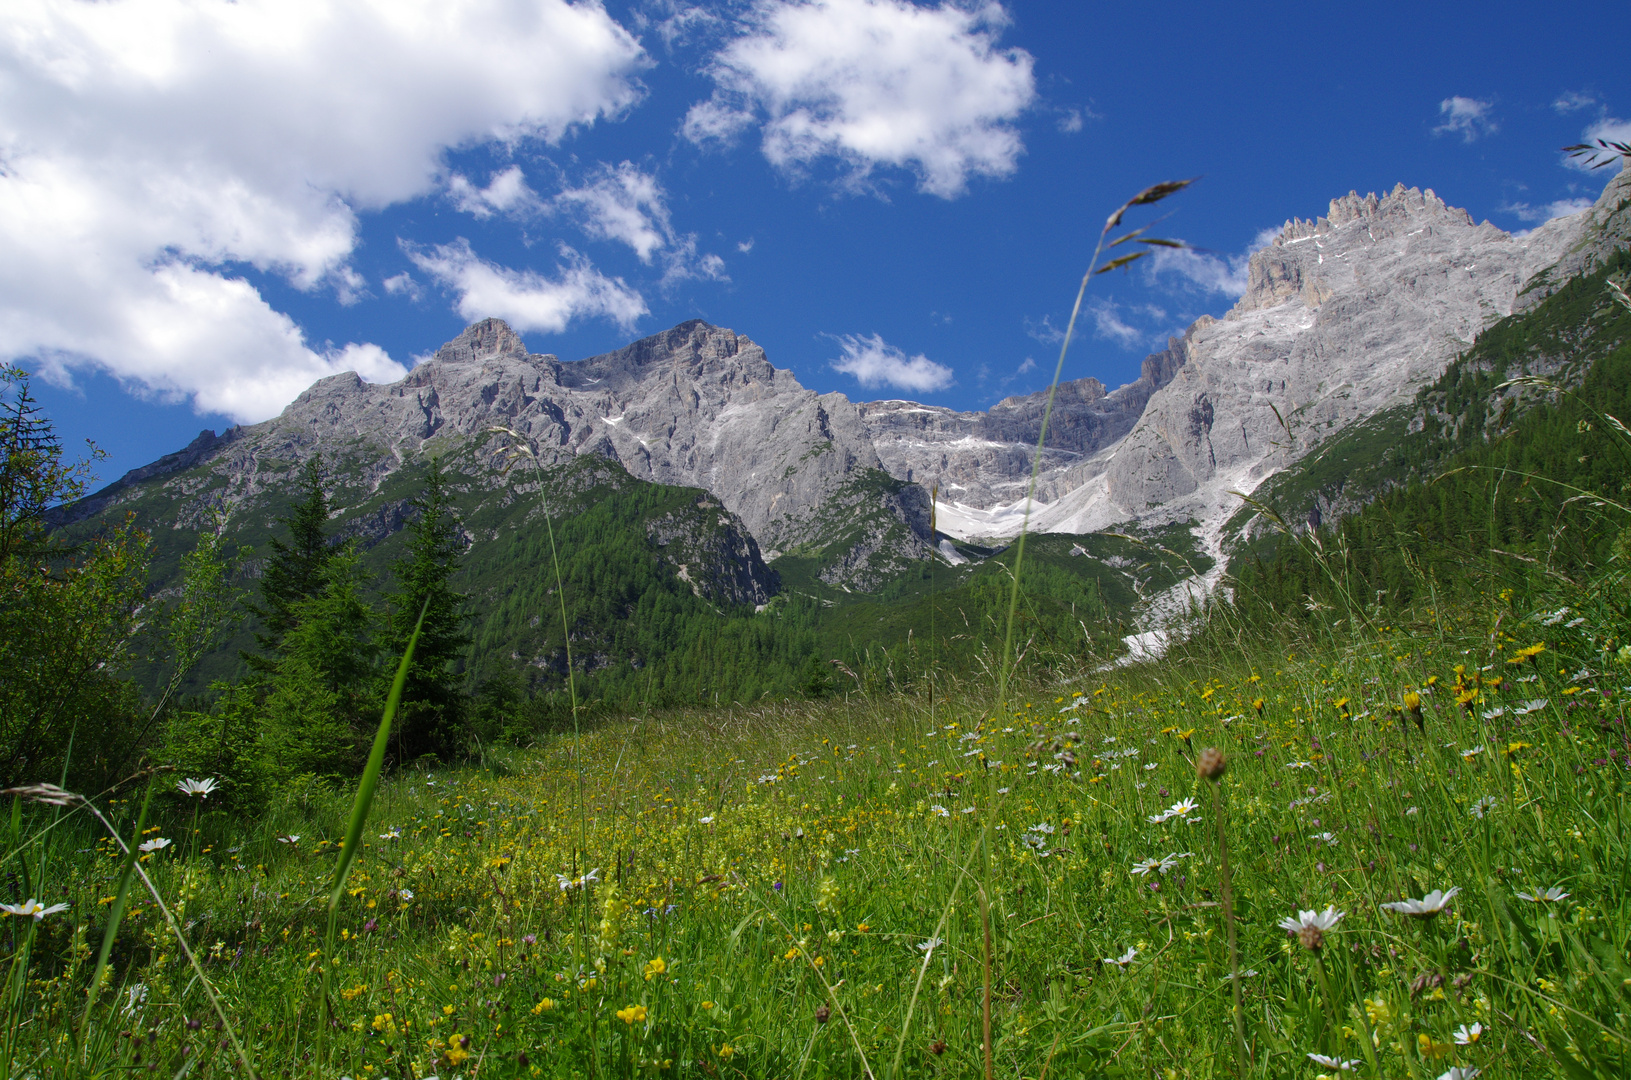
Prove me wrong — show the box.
[65,168,1627,603]
[1513,161,1631,313]
[1015,180,1599,544]
[857,334,1187,510]
[66,318,906,586]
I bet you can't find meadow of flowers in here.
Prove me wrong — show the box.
[6,604,1631,1079]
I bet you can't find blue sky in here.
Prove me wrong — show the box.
[5,0,1628,490]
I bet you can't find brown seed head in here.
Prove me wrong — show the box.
[1297,924,1324,952]
[814,1004,830,1024]
[1197,747,1227,781]
[928,1040,947,1056]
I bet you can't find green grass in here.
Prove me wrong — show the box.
[6,593,1630,1078]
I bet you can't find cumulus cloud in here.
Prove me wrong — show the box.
[684,0,1036,197]
[1553,91,1598,114]
[554,163,674,264]
[449,166,543,219]
[830,333,954,392]
[1433,96,1498,142]
[383,273,423,302]
[1145,246,1251,299]
[0,0,645,422]
[407,239,648,335]
[548,162,728,286]
[1500,197,1595,224]
[1085,298,1143,349]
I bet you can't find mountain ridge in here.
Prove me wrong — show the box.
[59,166,1630,615]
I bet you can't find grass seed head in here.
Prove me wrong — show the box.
[1197,747,1227,781]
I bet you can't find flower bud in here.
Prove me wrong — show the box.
[1197,747,1227,781]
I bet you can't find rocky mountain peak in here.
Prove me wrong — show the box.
[1017,172,1615,561]
[432,317,531,365]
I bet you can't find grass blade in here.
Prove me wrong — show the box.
[79,774,155,1049]
[321,597,428,1043]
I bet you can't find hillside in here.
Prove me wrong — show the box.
[1225,251,1631,622]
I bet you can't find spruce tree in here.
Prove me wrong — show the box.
[249,454,332,663]
[259,542,375,782]
[387,460,470,761]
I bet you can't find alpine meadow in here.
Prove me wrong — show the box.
[4,4,1631,1079]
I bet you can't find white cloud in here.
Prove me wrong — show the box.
[1146,248,1250,298]
[449,166,542,219]
[686,0,1035,197]
[1500,197,1595,224]
[737,237,756,254]
[407,239,648,334]
[549,162,728,286]
[0,0,645,422]
[1564,115,1631,172]
[1553,91,1597,114]
[383,273,422,302]
[554,163,672,263]
[830,333,954,392]
[1143,230,1278,301]
[681,97,760,146]
[1085,298,1143,349]
[637,1,725,50]
[1433,96,1497,142]
[1024,314,1068,346]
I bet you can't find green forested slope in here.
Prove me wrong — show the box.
[1228,253,1631,622]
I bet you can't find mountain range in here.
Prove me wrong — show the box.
[55,162,1631,678]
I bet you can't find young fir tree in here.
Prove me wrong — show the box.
[258,542,375,782]
[387,460,470,762]
[247,454,333,666]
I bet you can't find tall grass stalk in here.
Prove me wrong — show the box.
[78,773,155,1050]
[971,178,1193,1076]
[320,597,427,1064]
[994,178,1194,714]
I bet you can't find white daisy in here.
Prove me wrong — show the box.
[1515,886,1569,903]
[1103,946,1136,968]
[137,837,171,853]
[0,899,69,920]
[1130,857,1162,877]
[1277,906,1344,935]
[1453,1022,1484,1045]
[175,777,219,799]
[1307,1053,1360,1070]
[1382,887,1461,918]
